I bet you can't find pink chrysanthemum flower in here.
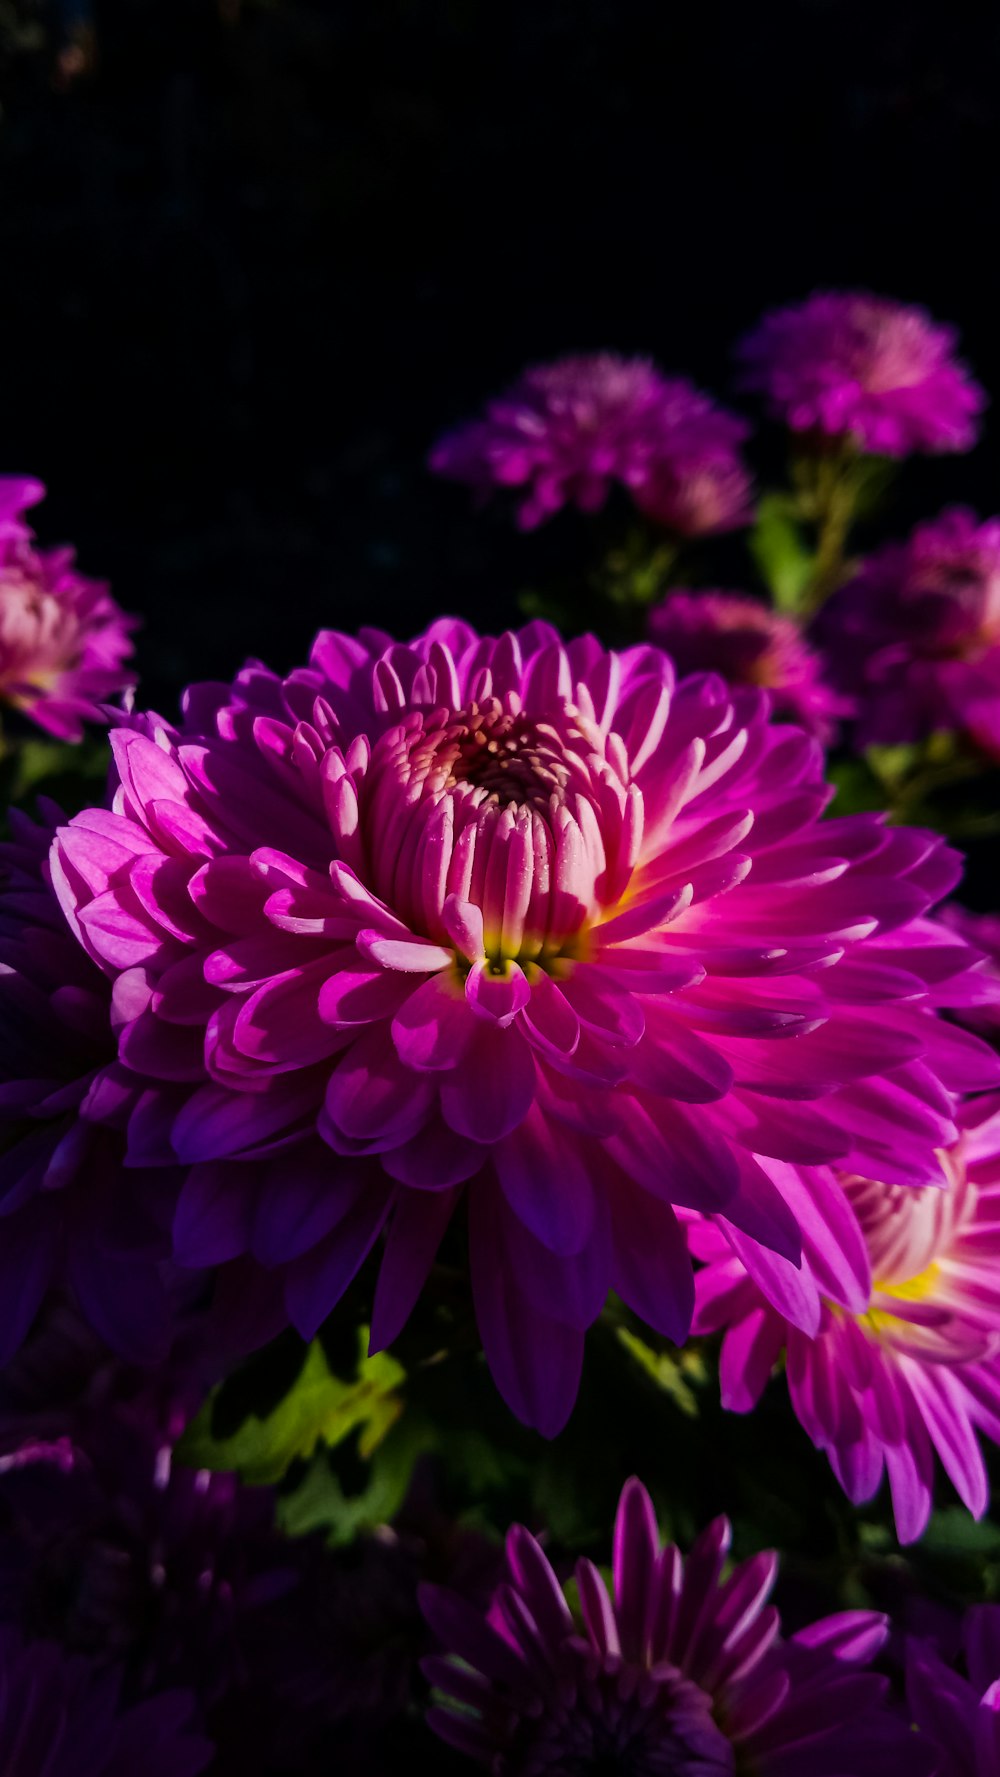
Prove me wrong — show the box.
[692,1098,1000,1543]
[429,355,752,535]
[0,476,137,741]
[817,509,1000,757]
[737,292,984,457]
[908,1604,1000,1775]
[420,1476,918,1773]
[48,620,999,1434]
[648,589,851,743]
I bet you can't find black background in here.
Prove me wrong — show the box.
[2,0,998,711]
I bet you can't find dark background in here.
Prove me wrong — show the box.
[2,0,998,711]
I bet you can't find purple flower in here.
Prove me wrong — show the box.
[648,588,851,742]
[0,1388,296,1712]
[429,356,752,534]
[421,1475,917,1773]
[817,509,1000,755]
[692,1097,1000,1543]
[908,1604,1000,1775]
[0,477,137,741]
[0,807,177,1365]
[48,621,999,1436]
[0,1628,210,1777]
[737,292,984,456]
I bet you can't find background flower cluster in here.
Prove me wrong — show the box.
[3,283,1000,1772]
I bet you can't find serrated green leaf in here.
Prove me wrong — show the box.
[278,1410,437,1544]
[178,1331,405,1486]
[749,494,815,613]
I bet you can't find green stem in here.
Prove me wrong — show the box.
[887,754,988,823]
[795,445,858,617]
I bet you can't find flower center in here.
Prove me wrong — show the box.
[360,693,637,962]
[438,699,583,807]
[0,575,81,694]
[850,306,929,393]
[501,1666,734,1775]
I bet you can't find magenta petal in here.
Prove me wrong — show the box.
[391,975,475,1071]
[494,1106,596,1254]
[465,960,531,1027]
[324,1029,435,1144]
[500,1200,610,1329]
[719,1307,784,1411]
[469,1178,583,1436]
[234,962,350,1067]
[381,1118,485,1189]
[440,1025,537,1144]
[283,1176,395,1338]
[560,962,645,1046]
[608,1099,741,1212]
[608,1177,693,1342]
[172,1076,318,1162]
[250,1148,368,1265]
[356,929,454,972]
[173,1161,255,1266]
[370,1184,462,1351]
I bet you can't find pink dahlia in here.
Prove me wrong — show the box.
[0,476,136,741]
[0,806,176,1365]
[648,589,851,743]
[49,620,999,1434]
[737,291,984,456]
[908,1604,1000,1775]
[692,1098,1000,1543]
[429,355,752,535]
[421,1475,919,1772]
[817,508,1000,756]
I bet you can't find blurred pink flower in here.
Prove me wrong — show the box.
[0,477,136,741]
[737,291,984,456]
[649,588,851,742]
[818,508,1000,756]
[430,354,752,534]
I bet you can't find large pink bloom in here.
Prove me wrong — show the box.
[0,477,137,742]
[693,1098,1000,1542]
[49,621,998,1433]
[737,291,984,457]
[429,355,752,535]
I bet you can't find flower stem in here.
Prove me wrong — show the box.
[793,443,858,617]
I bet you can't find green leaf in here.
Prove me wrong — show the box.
[865,743,923,793]
[919,1507,1000,1559]
[279,1410,437,1545]
[614,1327,706,1418]
[177,1332,405,1486]
[825,756,887,816]
[749,494,815,613]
